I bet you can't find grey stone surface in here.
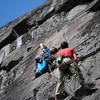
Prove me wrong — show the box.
[67,5,88,20]
[0,50,5,65]
[0,0,100,100]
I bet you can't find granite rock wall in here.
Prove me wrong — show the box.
[0,0,100,100]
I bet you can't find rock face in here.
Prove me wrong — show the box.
[0,0,100,100]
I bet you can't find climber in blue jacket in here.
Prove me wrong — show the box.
[35,43,50,74]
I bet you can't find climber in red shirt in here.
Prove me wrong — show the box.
[55,41,89,100]
[57,48,78,59]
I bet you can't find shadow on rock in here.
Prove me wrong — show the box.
[2,56,23,72]
[87,82,96,88]
[48,97,55,100]
[87,88,98,95]
[74,87,97,99]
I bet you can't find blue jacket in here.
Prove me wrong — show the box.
[40,47,50,61]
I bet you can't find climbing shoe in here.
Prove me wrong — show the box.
[35,72,42,78]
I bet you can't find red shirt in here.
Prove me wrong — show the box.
[56,48,77,58]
